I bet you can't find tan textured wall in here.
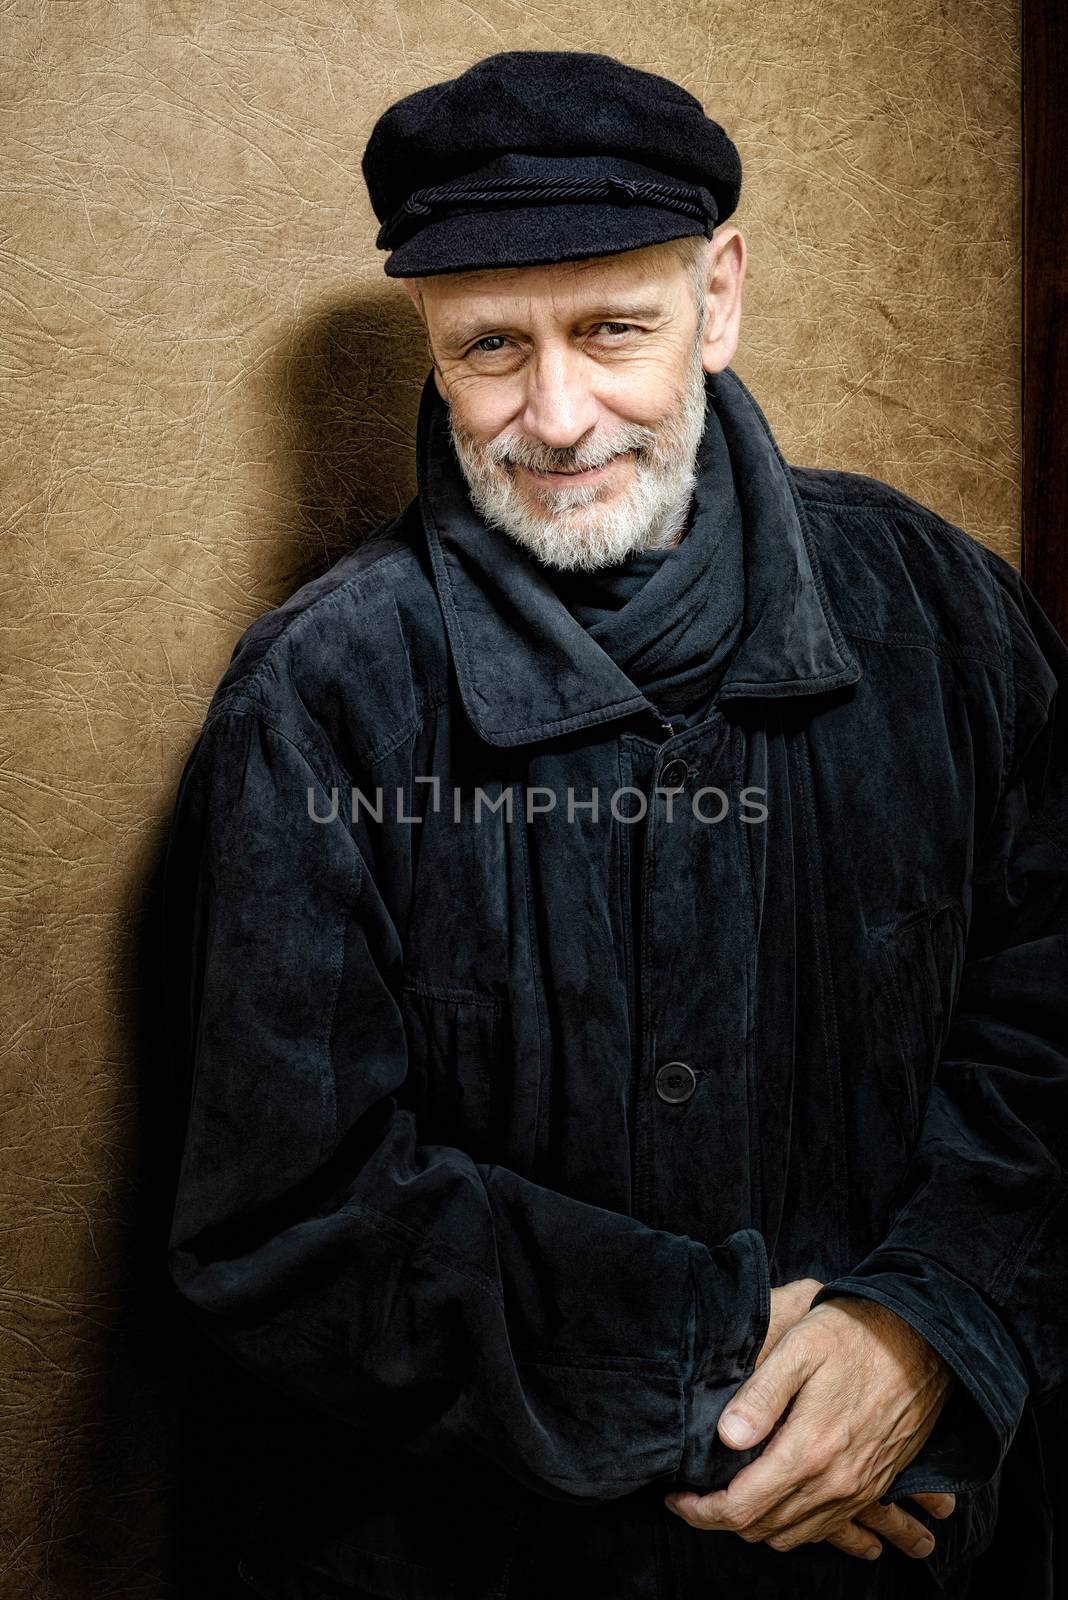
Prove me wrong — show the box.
[0,3,1019,1594]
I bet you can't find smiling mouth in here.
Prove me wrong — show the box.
[523,451,633,484]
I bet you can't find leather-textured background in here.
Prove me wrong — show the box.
[0,3,1018,1595]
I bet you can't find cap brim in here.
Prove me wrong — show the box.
[382,202,710,277]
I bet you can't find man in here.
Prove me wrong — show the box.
[161,49,1068,1600]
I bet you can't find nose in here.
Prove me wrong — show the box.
[519,343,600,450]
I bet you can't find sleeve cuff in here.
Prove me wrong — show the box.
[809,1249,1029,1493]
[675,1227,770,1491]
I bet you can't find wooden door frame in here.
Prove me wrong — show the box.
[1023,0,1068,641]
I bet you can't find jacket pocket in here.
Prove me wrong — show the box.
[866,896,967,1146]
[399,979,502,1159]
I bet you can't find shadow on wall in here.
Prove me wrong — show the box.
[259,288,432,586]
[68,295,434,1599]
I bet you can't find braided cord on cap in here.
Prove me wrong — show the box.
[376,173,717,251]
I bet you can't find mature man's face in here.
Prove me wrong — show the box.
[402,231,744,572]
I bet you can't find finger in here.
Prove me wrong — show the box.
[819,1521,883,1563]
[709,1371,856,1536]
[718,1332,814,1449]
[854,1500,937,1560]
[744,1487,860,1550]
[908,1492,956,1519]
[667,1405,829,1535]
[711,1456,953,1552]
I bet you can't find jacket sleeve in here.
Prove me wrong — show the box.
[810,551,1068,1498]
[161,700,770,1506]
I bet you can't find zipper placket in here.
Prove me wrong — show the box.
[627,712,677,1220]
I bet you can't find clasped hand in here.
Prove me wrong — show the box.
[664,1279,957,1564]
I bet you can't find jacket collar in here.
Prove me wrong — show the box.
[416,364,862,747]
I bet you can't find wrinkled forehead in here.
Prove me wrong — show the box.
[414,241,684,338]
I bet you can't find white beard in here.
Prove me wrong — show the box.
[446,319,710,574]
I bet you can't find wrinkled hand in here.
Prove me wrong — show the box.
[756,1283,955,1559]
[753,1279,824,1373]
[666,1284,956,1563]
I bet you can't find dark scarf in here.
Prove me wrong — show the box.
[542,392,744,730]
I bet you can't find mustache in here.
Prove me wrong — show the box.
[471,425,661,477]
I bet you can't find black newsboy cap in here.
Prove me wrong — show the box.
[361,50,742,278]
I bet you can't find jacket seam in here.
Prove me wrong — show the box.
[188,1195,509,1315]
[795,490,920,511]
[735,720,765,1236]
[364,689,452,770]
[337,1197,507,1305]
[402,979,499,1007]
[203,693,458,825]
[793,728,849,1265]
[231,1305,668,1491]
[515,778,547,1178]
[323,882,351,1156]
[203,700,360,814]
[719,669,858,696]
[633,735,658,1221]
[680,1254,698,1466]
[477,695,650,744]
[220,545,414,708]
[795,494,984,557]
[840,629,1005,673]
[1016,678,1057,722]
[613,736,639,1209]
[225,650,452,783]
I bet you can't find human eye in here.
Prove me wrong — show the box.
[466,335,510,356]
[594,321,636,337]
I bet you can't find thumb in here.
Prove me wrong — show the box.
[718,1340,808,1449]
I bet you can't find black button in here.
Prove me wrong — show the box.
[655,1061,696,1103]
[660,758,689,790]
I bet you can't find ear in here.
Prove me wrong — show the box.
[700,226,746,375]
[400,279,449,402]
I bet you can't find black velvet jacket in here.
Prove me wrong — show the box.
[161,366,1068,1599]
